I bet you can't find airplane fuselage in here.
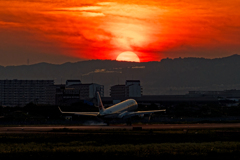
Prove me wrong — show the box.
[99,99,138,118]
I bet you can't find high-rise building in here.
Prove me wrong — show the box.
[56,81,104,106]
[110,80,142,98]
[0,80,54,106]
[125,80,142,97]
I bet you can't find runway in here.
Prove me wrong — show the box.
[1,123,240,133]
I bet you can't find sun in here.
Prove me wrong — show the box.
[116,51,140,62]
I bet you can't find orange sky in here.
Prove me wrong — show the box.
[0,0,240,65]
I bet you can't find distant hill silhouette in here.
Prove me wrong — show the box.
[1,55,240,96]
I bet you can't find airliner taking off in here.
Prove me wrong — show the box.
[59,92,166,125]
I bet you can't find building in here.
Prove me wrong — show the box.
[55,87,81,106]
[66,80,81,86]
[102,95,218,107]
[110,80,142,98]
[188,90,240,98]
[110,85,126,98]
[45,84,60,105]
[67,83,104,99]
[0,80,54,106]
[125,80,142,97]
[0,79,105,106]
[55,81,104,105]
[187,89,240,106]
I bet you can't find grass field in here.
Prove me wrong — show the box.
[1,129,240,159]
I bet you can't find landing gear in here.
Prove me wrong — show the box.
[148,113,152,122]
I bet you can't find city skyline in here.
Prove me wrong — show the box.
[1,0,240,66]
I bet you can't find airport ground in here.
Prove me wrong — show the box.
[1,123,240,159]
[2,123,240,133]
[2,104,240,159]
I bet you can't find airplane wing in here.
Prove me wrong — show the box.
[134,109,166,115]
[58,107,99,116]
[120,109,166,119]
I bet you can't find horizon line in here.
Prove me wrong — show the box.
[1,54,239,67]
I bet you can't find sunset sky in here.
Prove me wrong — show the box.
[0,0,240,66]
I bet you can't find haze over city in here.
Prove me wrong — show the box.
[1,0,240,66]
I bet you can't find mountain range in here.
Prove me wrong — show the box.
[1,54,240,96]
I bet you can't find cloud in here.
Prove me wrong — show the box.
[1,0,240,65]
[132,66,145,69]
[82,69,121,76]
[0,21,21,26]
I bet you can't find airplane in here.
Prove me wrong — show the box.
[58,92,166,125]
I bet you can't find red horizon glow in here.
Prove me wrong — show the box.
[0,0,240,65]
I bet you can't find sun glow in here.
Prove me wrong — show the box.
[1,0,240,65]
[116,51,140,62]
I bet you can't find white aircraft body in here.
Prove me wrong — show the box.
[59,92,166,124]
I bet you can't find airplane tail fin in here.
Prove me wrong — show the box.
[97,92,105,113]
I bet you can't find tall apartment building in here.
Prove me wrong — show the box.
[0,80,54,106]
[110,80,142,98]
[55,82,104,106]
[125,80,142,97]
